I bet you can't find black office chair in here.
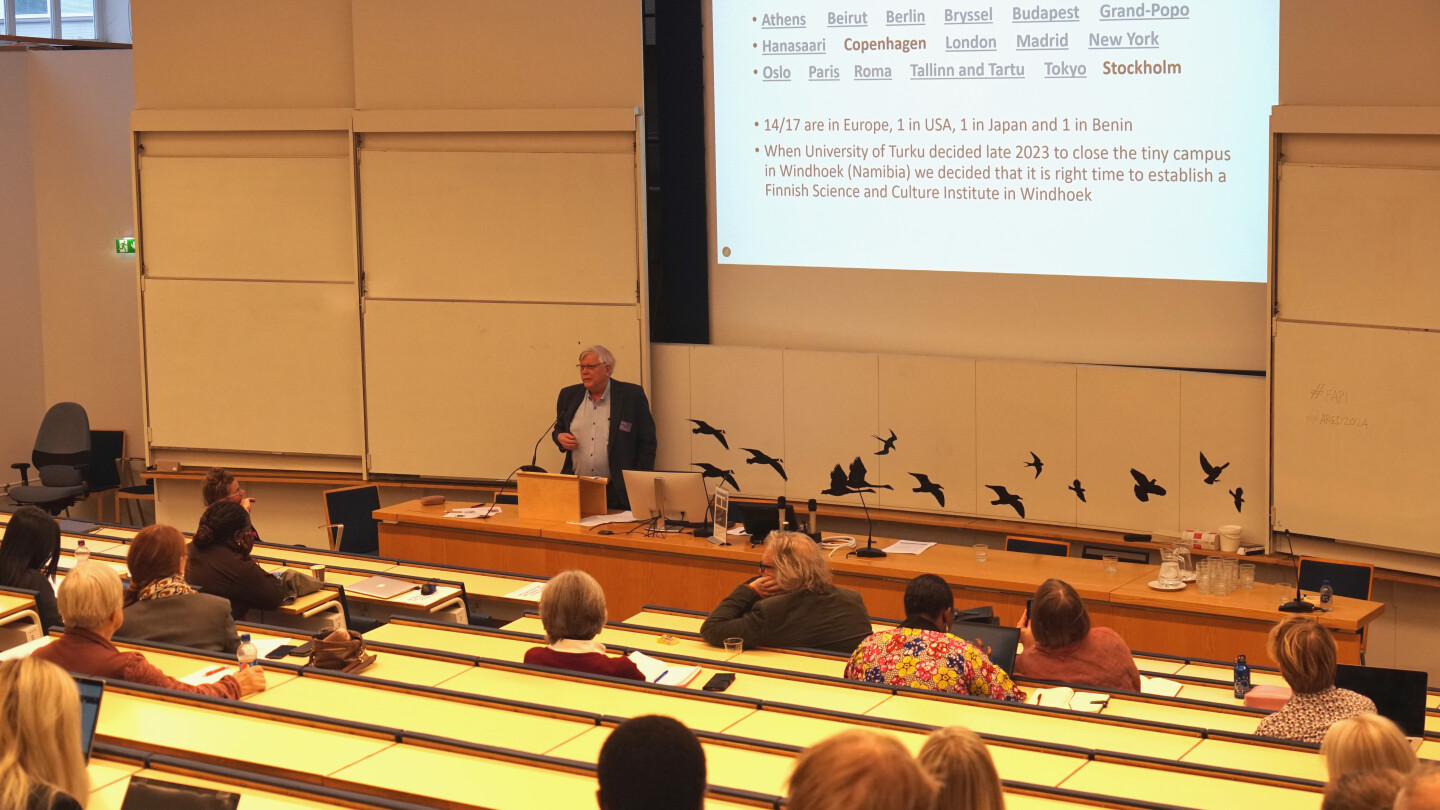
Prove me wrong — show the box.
[87,429,124,522]
[9,402,92,515]
[1298,557,1374,664]
[321,485,381,555]
[1005,536,1070,557]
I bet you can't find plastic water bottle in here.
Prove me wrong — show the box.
[236,634,258,671]
[1320,580,1333,604]
[1233,654,1251,699]
[73,540,90,566]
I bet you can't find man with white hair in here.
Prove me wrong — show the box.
[552,344,657,509]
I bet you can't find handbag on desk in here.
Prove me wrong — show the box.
[308,628,377,674]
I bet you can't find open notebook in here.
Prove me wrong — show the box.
[627,651,702,688]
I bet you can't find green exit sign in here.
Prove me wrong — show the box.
[115,237,136,254]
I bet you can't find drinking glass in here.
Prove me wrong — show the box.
[1103,555,1118,573]
[1196,559,1212,595]
[974,544,988,562]
[1239,563,1256,590]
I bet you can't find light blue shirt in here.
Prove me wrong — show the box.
[569,381,611,479]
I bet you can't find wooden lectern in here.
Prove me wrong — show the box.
[516,472,609,522]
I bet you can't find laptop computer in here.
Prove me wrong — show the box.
[345,575,419,600]
[76,676,103,761]
[1334,663,1428,741]
[949,621,1022,675]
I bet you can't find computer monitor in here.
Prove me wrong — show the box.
[76,676,103,761]
[1334,663,1428,738]
[736,500,800,541]
[949,621,1022,676]
[623,470,710,527]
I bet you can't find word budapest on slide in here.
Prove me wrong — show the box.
[714,2,1278,282]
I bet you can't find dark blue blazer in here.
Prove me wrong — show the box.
[552,379,657,508]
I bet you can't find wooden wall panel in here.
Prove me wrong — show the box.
[876,356,978,515]
[687,346,786,498]
[782,351,880,507]
[1076,367,1181,534]
[1180,372,1268,543]
[974,362,1077,526]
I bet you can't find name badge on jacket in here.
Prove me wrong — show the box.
[619,421,633,433]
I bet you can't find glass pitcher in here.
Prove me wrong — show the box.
[1158,549,1182,587]
[1171,544,1194,580]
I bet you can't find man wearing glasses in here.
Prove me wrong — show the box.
[552,345,657,510]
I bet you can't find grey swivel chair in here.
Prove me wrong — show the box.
[9,402,92,515]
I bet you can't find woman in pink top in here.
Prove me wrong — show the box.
[1014,578,1141,692]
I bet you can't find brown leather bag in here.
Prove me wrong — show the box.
[307,629,376,674]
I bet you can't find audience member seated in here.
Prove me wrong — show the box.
[118,524,240,653]
[916,726,1005,810]
[1323,713,1418,781]
[523,570,644,681]
[0,657,89,810]
[0,506,63,631]
[787,729,937,810]
[1014,578,1140,692]
[701,531,870,655]
[203,467,261,541]
[1396,765,1440,810]
[1255,616,1376,744]
[187,501,320,620]
[845,574,1023,701]
[1323,769,1404,810]
[596,715,706,810]
[33,562,264,700]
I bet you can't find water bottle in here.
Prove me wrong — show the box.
[1320,580,1333,604]
[1233,654,1251,699]
[73,540,90,566]
[236,634,258,671]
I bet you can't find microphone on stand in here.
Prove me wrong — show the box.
[851,490,886,558]
[777,496,788,532]
[1278,529,1317,613]
[483,420,558,519]
[807,498,819,541]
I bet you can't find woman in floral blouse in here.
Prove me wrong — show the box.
[1255,615,1376,744]
[845,574,1024,701]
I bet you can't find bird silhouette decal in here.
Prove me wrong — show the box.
[822,464,856,496]
[1068,479,1086,502]
[1199,452,1229,485]
[908,473,945,507]
[985,485,1025,518]
[693,462,739,491]
[688,420,729,450]
[846,457,892,491]
[873,429,898,456]
[741,448,787,481]
[1229,486,1244,513]
[1130,468,1167,502]
[1024,451,1044,478]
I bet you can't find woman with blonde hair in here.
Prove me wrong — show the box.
[701,531,871,654]
[917,726,1006,810]
[1255,616,1375,743]
[1322,713,1418,781]
[0,657,90,810]
[787,729,936,810]
[522,570,644,681]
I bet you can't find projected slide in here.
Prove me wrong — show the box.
[713,2,1277,282]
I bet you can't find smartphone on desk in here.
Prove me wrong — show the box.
[702,673,736,692]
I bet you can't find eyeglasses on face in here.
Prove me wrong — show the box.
[576,363,606,371]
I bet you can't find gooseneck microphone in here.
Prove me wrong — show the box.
[807,498,819,539]
[523,419,559,474]
[1278,530,1317,613]
[851,490,886,558]
[777,496,788,532]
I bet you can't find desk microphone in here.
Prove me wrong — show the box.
[523,419,558,474]
[777,496,788,532]
[1278,529,1317,614]
[808,498,820,541]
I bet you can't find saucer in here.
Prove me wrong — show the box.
[1148,580,1186,591]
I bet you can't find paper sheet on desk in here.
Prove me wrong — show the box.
[181,665,235,685]
[504,581,546,601]
[571,511,635,527]
[393,586,460,605]
[445,506,500,519]
[881,540,935,555]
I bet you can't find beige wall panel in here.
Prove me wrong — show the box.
[360,150,637,303]
[1281,0,1440,106]
[649,344,692,474]
[876,356,977,515]
[688,346,786,498]
[29,52,143,456]
[1076,367,1181,534]
[0,54,46,474]
[364,301,641,480]
[352,0,641,110]
[1277,164,1440,329]
[140,156,355,282]
[1179,373,1268,545]
[1280,134,1440,170]
[139,132,351,158]
[975,362,1076,525]
[131,0,354,109]
[1273,321,1440,554]
[144,280,363,457]
[782,351,880,506]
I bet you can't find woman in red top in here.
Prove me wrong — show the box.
[1014,578,1141,692]
[34,562,266,700]
[523,569,644,681]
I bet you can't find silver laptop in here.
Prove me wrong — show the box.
[346,575,418,599]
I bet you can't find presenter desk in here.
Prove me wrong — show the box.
[374,499,1382,665]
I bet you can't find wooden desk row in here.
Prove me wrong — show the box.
[104,635,1327,810]
[372,499,1383,666]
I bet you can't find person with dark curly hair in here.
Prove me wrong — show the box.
[185,501,319,619]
